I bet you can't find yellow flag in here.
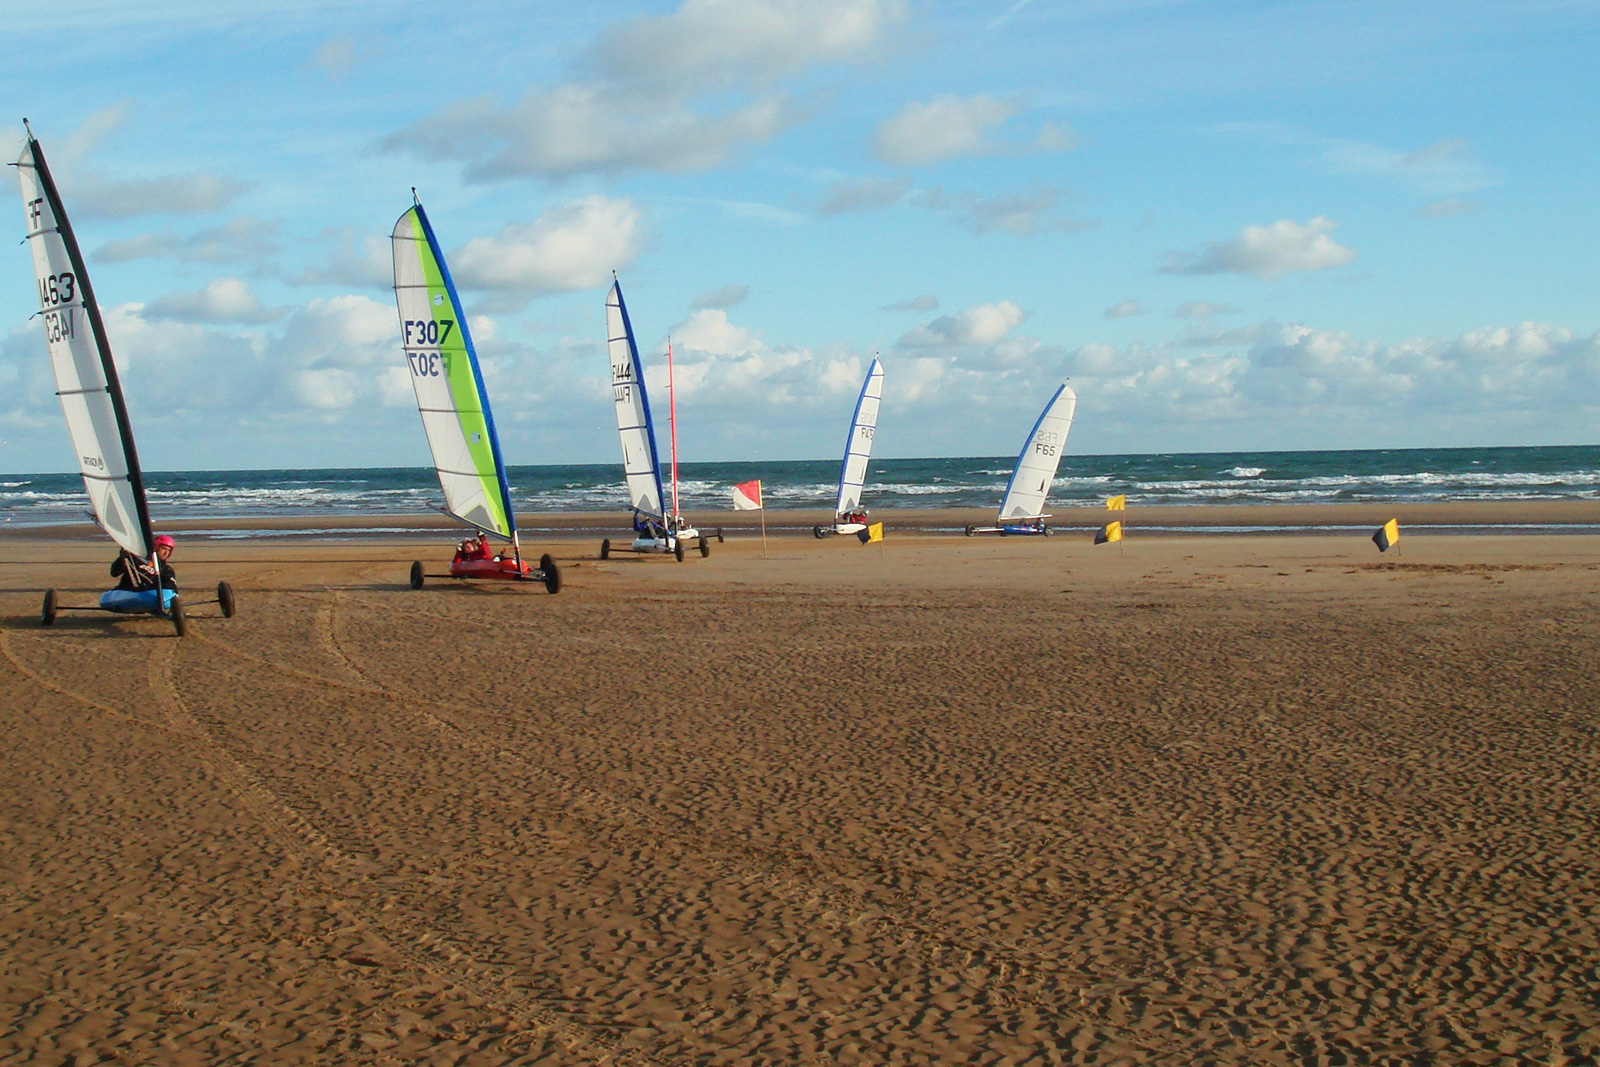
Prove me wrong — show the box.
[1105,494,1126,511]
[1372,518,1399,553]
[858,521,884,544]
[1095,521,1122,545]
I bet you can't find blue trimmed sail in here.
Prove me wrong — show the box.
[998,382,1077,521]
[605,280,666,521]
[392,199,517,540]
[835,358,884,516]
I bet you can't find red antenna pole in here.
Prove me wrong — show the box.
[668,337,680,522]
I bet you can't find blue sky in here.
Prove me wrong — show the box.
[2,0,1597,472]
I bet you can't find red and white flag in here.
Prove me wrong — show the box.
[732,479,763,510]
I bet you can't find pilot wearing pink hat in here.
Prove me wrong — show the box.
[111,534,178,592]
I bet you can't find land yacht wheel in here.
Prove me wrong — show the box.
[716,528,725,543]
[409,561,425,589]
[217,581,236,617]
[699,536,711,557]
[170,598,188,638]
[1042,524,1053,538]
[674,538,685,562]
[41,589,57,626]
[813,525,825,539]
[540,554,562,594]
[599,538,611,560]
[964,525,975,537]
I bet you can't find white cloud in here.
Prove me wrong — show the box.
[96,217,281,264]
[1161,217,1356,281]
[691,284,750,310]
[1416,197,1475,218]
[874,95,1014,165]
[873,94,1074,166]
[1219,123,1498,198]
[1063,320,1600,440]
[145,278,286,324]
[449,196,645,300]
[387,0,907,181]
[817,175,912,214]
[290,228,392,289]
[1104,300,1142,319]
[914,185,1091,236]
[899,301,1026,348]
[590,0,908,90]
[1175,300,1241,319]
[310,33,380,77]
[388,87,800,180]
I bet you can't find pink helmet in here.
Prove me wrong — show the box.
[154,535,176,549]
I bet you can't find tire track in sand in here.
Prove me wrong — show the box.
[309,594,1190,1061]
[141,637,666,1067]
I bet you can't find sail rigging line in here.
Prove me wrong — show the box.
[17,122,158,579]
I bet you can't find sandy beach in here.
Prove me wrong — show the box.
[3,511,1599,1064]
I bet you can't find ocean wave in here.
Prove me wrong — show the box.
[1228,467,1265,478]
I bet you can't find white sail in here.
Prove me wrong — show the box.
[998,382,1077,521]
[16,133,152,558]
[605,280,665,521]
[392,201,516,539]
[835,358,884,515]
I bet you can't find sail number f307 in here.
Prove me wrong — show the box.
[402,319,454,346]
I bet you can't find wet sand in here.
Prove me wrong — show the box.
[3,520,1599,1064]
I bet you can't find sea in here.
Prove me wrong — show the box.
[2,445,1598,531]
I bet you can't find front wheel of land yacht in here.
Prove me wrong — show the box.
[540,554,562,594]
[599,539,611,561]
[217,581,236,617]
[1042,524,1053,538]
[409,561,425,590]
[674,538,685,562]
[699,536,711,557]
[813,525,825,539]
[41,589,57,626]
[964,525,975,537]
[170,598,188,638]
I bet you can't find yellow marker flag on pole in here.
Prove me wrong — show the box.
[1105,494,1126,511]
[1095,521,1122,545]
[1372,518,1400,553]
[858,521,884,544]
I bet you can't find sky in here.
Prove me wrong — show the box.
[2,0,1597,473]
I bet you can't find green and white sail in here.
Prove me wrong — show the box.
[998,382,1077,521]
[391,198,516,540]
[16,125,154,559]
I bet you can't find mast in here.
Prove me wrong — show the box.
[17,121,157,568]
[667,336,680,525]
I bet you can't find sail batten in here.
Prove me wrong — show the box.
[391,202,516,541]
[605,280,666,521]
[16,131,153,559]
[998,382,1078,521]
[835,359,885,515]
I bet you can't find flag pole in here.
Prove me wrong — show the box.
[760,495,768,559]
